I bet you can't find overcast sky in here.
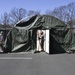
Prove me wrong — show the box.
[0,0,75,15]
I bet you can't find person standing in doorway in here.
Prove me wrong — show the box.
[37,30,44,52]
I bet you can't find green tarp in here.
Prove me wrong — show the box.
[3,15,75,53]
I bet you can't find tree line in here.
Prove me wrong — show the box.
[46,2,75,27]
[0,8,40,26]
[0,2,75,27]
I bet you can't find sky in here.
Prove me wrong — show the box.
[0,0,75,16]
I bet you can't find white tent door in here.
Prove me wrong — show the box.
[45,30,50,53]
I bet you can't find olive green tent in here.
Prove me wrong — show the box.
[3,15,75,54]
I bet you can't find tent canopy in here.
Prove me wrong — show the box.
[3,15,75,53]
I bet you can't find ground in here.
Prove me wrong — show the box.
[0,52,75,75]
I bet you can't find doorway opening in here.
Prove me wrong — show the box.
[36,30,50,54]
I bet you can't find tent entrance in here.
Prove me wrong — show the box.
[36,30,50,54]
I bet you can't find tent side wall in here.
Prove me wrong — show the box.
[50,28,75,53]
[4,27,38,52]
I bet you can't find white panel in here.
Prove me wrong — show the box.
[44,30,46,52]
[45,30,50,53]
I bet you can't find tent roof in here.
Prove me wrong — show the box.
[16,15,67,29]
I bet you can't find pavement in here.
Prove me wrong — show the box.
[0,52,75,75]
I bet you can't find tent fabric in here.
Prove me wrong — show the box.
[3,15,75,53]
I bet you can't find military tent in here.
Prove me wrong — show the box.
[3,15,75,54]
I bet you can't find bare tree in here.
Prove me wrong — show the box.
[46,6,68,23]
[66,2,75,27]
[45,2,75,27]
[45,10,52,15]
[0,12,10,25]
[9,7,27,24]
[27,10,40,16]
